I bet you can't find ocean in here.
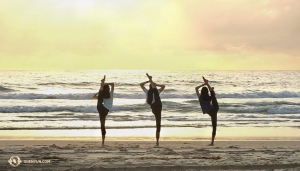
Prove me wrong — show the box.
[0,70,299,139]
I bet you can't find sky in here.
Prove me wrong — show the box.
[0,0,299,70]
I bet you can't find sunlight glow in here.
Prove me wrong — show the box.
[0,0,299,70]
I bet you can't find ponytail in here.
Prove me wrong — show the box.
[103,85,110,99]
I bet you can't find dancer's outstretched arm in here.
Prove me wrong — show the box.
[195,84,205,98]
[93,92,98,99]
[156,84,165,93]
[140,81,149,90]
[104,83,114,92]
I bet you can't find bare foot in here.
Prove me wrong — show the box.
[100,75,105,85]
[100,80,105,87]
[146,73,152,80]
[202,76,208,85]
[207,143,214,146]
[156,141,159,147]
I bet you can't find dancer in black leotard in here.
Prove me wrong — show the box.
[195,76,219,146]
[140,73,165,146]
[93,75,114,146]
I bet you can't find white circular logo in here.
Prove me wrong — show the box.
[8,156,22,167]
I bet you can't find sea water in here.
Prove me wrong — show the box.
[0,70,299,139]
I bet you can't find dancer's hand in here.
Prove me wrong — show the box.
[196,84,205,89]
[93,92,99,99]
[140,81,149,86]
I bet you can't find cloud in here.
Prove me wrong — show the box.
[0,0,299,70]
[181,0,300,55]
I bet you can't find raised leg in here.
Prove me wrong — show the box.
[210,91,219,112]
[98,90,103,104]
[152,88,162,104]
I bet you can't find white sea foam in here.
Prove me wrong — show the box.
[217,91,300,98]
[0,70,299,130]
[0,103,299,114]
[0,90,299,100]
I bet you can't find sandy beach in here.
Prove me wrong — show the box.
[1,140,299,170]
[1,71,300,171]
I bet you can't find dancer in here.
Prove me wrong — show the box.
[93,75,114,146]
[195,76,219,146]
[140,73,165,146]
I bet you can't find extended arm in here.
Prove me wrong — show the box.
[195,84,205,98]
[139,81,149,90]
[155,84,165,93]
[93,92,98,99]
[104,83,114,92]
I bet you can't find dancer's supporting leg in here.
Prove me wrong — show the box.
[100,113,107,146]
[151,88,162,146]
[97,90,108,146]
[209,90,219,146]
